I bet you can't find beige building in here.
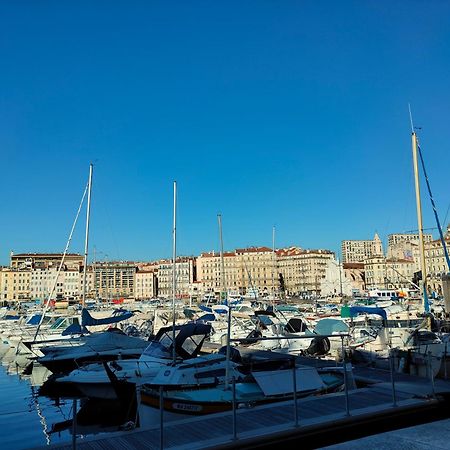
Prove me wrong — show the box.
[388,233,433,250]
[157,257,195,298]
[196,246,334,298]
[364,256,416,290]
[196,247,277,297]
[277,248,334,297]
[93,262,136,299]
[424,227,450,295]
[135,269,157,299]
[0,268,31,302]
[341,234,383,263]
[10,252,84,270]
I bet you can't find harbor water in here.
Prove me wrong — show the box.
[0,364,72,449]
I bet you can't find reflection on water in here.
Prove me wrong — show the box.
[0,358,139,449]
[0,362,72,449]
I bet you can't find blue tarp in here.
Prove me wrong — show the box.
[348,306,387,320]
[81,308,133,327]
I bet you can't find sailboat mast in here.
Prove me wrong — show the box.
[272,226,276,298]
[218,214,226,298]
[82,163,93,308]
[411,131,429,311]
[172,181,177,363]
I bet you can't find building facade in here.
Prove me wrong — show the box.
[157,258,195,298]
[341,233,383,263]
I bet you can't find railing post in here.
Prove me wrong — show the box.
[341,335,350,416]
[389,349,397,407]
[232,376,238,440]
[428,352,435,397]
[292,356,298,427]
[159,385,164,449]
[71,398,77,450]
[444,341,448,380]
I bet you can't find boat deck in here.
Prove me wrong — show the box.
[37,366,450,450]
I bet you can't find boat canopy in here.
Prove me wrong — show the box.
[346,306,387,321]
[81,308,134,327]
[314,318,349,335]
[144,323,212,360]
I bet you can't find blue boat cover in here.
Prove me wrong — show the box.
[196,313,216,322]
[61,323,89,336]
[81,308,133,327]
[348,306,387,320]
[315,318,348,335]
[27,314,43,325]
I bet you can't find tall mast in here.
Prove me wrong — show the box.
[172,181,177,363]
[82,163,93,308]
[218,214,226,299]
[410,111,429,312]
[218,214,232,388]
[272,226,276,298]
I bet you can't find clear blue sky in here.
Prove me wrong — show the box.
[1,1,450,265]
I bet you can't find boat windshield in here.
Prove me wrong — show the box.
[142,329,180,359]
[49,317,66,330]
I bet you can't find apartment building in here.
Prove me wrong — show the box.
[10,252,84,270]
[341,234,383,263]
[277,248,334,297]
[157,257,195,298]
[0,268,31,301]
[196,247,277,296]
[93,262,136,299]
[424,227,450,295]
[135,269,157,299]
[364,256,416,290]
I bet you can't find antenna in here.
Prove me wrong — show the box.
[408,103,414,133]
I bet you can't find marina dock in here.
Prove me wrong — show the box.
[37,364,450,450]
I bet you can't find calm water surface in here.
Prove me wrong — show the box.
[0,363,73,449]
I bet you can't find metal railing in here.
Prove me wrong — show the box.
[68,332,443,450]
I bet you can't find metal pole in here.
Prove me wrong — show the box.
[272,226,276,299]
[172,181,177,364]
[292,357,298,427]
[232,376,237,440]
[341,335,350,416]
[445,341,448,380]
[225,305,232,389]
[71,398,77,450]
[411,130,429,313]
[389,350,397,407]
[159,385,164,449]
[82,163,93,309]
[428,352,435,397]
[218,214,226,298]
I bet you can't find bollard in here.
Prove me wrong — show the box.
[159,386,164,449]
[232,376,238,440]
[292,357,299,427]
[72,398,77,450]
[389,350,397,407]
[341,336,350,416]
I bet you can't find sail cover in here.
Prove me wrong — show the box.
[81,308,134,327]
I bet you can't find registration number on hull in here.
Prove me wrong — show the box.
[172,402,203,412]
